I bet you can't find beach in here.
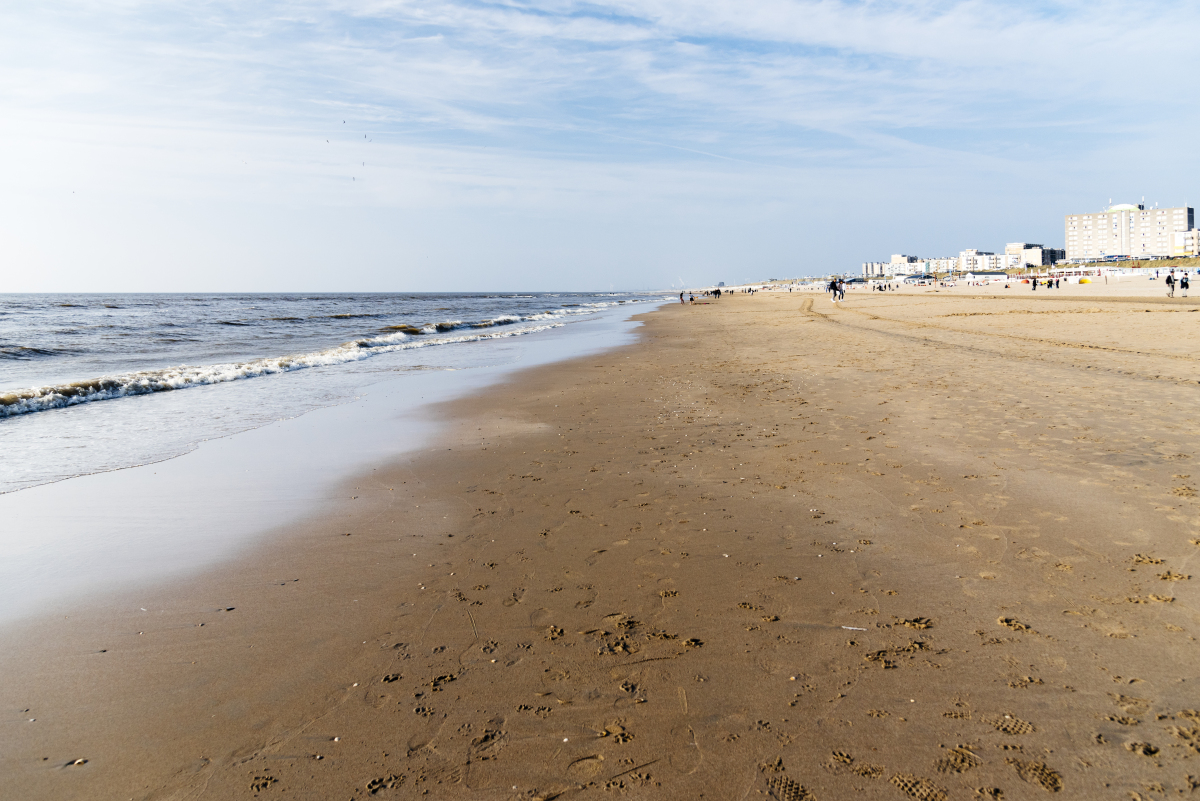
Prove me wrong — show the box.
[4,288,1200,800]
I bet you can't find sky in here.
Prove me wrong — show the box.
[2,0,1199,291]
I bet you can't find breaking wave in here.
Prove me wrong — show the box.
[0,323,564,419]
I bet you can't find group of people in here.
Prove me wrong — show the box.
[684,268,1199,302]
[1166,270,1190,297]
[680,288,723,304]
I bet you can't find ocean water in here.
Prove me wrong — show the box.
[0,295,664,625]
[0,292,657,495]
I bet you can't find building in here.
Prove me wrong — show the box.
[959,249,1020,272]
[964,271,1008,282]
[864,249,1025,277]
[1172,230,1200,258]
[1005,243,1065,267]
[862,255,917,277]
[922,257,959,273]
[1065,203,1195,260]
[863,254,964,277]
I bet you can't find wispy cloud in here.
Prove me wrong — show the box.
[2,1,1197,289]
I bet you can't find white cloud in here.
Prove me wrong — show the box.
[1,0,1197,289]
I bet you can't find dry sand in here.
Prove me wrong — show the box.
[3,289,1200,800]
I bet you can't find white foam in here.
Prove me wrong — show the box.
[0,322,565,419]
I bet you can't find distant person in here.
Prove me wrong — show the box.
[1181,273,1190,297]
[1032,277,1038,291]
[679,291,685,304]
[1166,273,1176,297]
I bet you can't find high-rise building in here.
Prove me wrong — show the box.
[1065,204,1194,260]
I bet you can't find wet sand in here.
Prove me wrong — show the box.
[3,290,1200,800]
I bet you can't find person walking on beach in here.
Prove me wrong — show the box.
[1166,272,1176,297]
[1032,277,1038,291]
[1181,273,1190,297]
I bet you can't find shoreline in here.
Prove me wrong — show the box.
[0,303,655,627]
[4,292,1199,799]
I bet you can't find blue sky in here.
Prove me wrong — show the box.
[2,0,1198,290]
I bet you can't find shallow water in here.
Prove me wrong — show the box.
[0,301,660,627]
[0,292,657,494]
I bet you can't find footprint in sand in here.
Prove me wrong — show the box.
[566,754,606,781]
[889,772,948,801]
[985,714,1035,735]
[934,746,982,774]
[1005,758,1063,791]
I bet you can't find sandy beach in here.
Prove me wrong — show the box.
[4,288,1200,800]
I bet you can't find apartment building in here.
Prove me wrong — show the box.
[923,257,959,273]
[959,249,1020,272]
[1172,229,1200,257]
[862,252,1008,276]
[862,254,917,277]
[1005,242,1065,267]
[1065,203,1195,260]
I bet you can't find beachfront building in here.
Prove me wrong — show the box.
[958,249,1020,272]
[1005,243,1065,267]
[964,271,1009,282]
[1065,203,1195,260]
[1172,230,1200,257]
[862,254,917,277]
[923,256,959,273]
[863,254,971,276]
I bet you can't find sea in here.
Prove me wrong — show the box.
[0,292,657,495]
[0,292,664,624]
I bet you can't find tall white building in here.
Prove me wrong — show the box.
[1065,203,1195,260]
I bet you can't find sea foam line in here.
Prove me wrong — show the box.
[0,323,565,419]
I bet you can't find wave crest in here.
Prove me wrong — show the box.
[0,323,565,419]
